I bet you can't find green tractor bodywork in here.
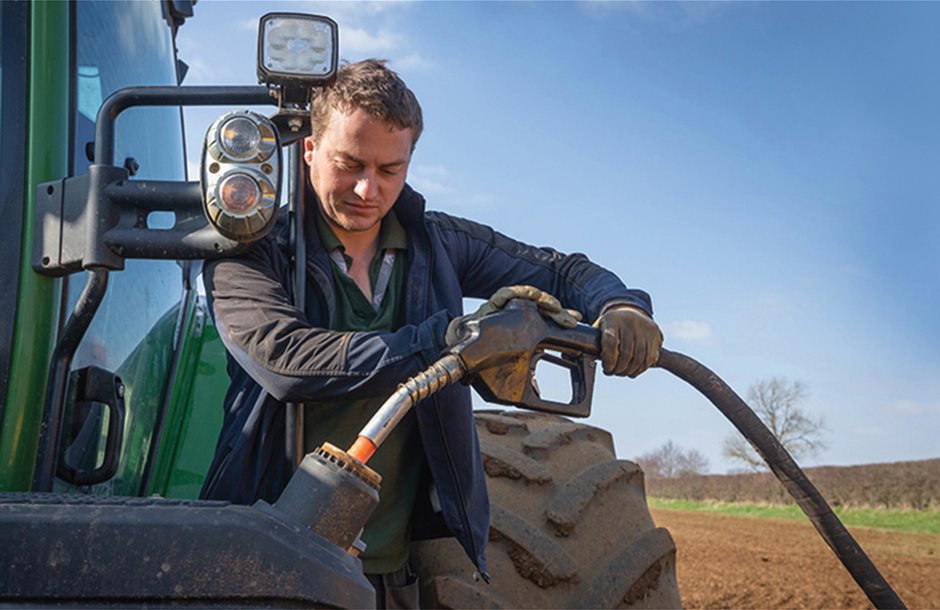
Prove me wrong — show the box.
[1,0,67,491]
[146,304,230,499]
[0,0,223,498]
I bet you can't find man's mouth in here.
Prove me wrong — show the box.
[342,200,373,210]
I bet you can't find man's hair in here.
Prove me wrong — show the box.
[310,59,423,150]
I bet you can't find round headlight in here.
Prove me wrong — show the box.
[202,109,281,243]
[204,168,277,242]
[206,109,278,164]
[219,173,261,215]
[220,117,263,161]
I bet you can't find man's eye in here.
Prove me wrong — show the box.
[335,160,360,172]
[381,166,403,176]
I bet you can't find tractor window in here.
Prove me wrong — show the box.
[68,0,185,373]
[59,0,186,495]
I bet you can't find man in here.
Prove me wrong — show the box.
[201,59,662,607]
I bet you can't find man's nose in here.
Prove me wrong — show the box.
[354,173,379,201]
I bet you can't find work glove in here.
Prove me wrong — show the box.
[593,305,663,378]
[445,285,582,346]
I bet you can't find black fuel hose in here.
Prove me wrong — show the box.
[655,348,905,610]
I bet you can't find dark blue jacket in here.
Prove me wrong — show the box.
[200,185,653,576]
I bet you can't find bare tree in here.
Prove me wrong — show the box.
[723,377,828,471]
[636,440,710,478]
[676,448,710,477]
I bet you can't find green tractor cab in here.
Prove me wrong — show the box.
[1,3,376,606]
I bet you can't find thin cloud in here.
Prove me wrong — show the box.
[409,165,495,210]
[342,27,403,55]
[758,293,782,307]
[665,320,714,342]
[853,425,887,437]
[885,400,934,416]
[579,0,728,30]
[176,34,243,85]
[182,55,212,84]
[303,1,412,24]
[394,52,434,72]
[409,165,453,196]
[579,0,647,18]
[339,27,431,70]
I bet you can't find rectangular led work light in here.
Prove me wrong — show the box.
[257,13,338,88]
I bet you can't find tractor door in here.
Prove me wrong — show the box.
[0,0,223,497]
[55,0,224,498]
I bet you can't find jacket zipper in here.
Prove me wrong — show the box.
[431,396,485,577]
[421,233,486,578]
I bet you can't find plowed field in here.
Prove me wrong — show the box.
[651,508,940,609]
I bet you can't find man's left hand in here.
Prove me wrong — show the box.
[593,306,663,378]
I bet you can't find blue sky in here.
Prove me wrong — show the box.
[177,1,939,473]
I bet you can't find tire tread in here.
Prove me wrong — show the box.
[413,410,682,609]
[545,460,643,536]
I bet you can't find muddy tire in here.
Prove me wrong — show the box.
[411,410,681,609]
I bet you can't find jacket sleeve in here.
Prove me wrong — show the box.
[204,237,450,404]
[427,211,653,323]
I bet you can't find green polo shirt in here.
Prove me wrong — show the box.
[304,209,425,574]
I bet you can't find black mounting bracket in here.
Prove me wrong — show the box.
[32,170,248,276]
[30,85,280,277]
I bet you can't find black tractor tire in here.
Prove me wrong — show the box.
[410,410,681,609]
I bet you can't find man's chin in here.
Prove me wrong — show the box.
[319,202,383,235]
[334,215,380,234]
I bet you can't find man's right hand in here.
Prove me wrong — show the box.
[445,285,582,346]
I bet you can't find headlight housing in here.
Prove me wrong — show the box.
[202,109,280,242]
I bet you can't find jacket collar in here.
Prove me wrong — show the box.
[390,183,427,229]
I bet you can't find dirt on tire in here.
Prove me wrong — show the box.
[411,410,681,608]
[652,507,940,609]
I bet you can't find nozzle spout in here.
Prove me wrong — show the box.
[349,354,466,464]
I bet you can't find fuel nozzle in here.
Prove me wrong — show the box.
[346,299,602,465]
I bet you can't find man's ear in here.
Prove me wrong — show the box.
[303,136,315,164]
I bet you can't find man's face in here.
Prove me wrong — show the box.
[304,107,413,238]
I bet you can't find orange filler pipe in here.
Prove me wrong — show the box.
[347,436,377,464]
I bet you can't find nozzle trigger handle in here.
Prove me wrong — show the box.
[518,349,596,418]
